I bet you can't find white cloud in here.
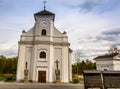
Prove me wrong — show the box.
[0,0,120,61]
[0,40,18,57]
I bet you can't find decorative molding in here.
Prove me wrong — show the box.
[37,60,48,62]
[37,66,48,68]
[19,41,70,46]
[38,48,48,51]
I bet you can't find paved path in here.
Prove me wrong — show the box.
[0,83,84,89]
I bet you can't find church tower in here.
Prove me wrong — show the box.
[16,3,72,83]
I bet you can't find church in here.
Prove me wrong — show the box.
[16,4,72,83]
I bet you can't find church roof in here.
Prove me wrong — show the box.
[34,10,55,21]
[94,53,119,60]
[34,10,55,16]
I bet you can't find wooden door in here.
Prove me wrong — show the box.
[38,71,46,83]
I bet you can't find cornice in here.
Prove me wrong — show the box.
[19,41,70,46]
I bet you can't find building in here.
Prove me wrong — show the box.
[94,53,120,71]
[16,6,72,83]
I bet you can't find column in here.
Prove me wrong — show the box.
[16,44,26,82]
[49,20,54,82]
[62,46,69,83]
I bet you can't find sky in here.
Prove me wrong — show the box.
[0,0,120,61]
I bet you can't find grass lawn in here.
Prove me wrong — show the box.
[0,74,16,82]
[0,76,6,81]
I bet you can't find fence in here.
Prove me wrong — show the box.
[83,70,120,89]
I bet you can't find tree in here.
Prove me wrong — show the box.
[0,55,18,74]
[72,59,96,75]
[0,55,6,74]
[108,45,119,54]
[85,59,96,70]
[74,50,81,75]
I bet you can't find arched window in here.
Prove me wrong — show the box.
[41,29,46,35]
[40,51,46,58]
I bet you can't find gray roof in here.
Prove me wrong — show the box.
[94,53,119,60]
[83,70,101,74]
[34,10,55,21]
[83,70,120,74]
[34,10,55,16]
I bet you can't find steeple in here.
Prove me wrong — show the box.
[34,1,55,21]
[43,0,46,10]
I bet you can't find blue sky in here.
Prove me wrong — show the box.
[0,0,120,61]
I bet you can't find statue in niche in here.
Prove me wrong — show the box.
[55,60,60,83]
[24,62,29,83]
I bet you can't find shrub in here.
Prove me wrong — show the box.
[0,76,6,81]
[73,78,79,83]
[4,76,16,82]
[70,78,79,84]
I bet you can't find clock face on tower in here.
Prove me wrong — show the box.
[41,20,47,26]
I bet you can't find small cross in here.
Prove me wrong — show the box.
[43,0,47,10]
[25,62,28,69]
[55,60,59,70]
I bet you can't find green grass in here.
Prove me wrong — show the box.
[4,76,16,82]
[0,76,6,81]
[0,74,16,82]
[70,74,84,84]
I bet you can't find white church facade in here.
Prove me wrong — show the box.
[16,8,72,83]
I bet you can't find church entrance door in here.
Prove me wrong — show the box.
[38,71,46,83]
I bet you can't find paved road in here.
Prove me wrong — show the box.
[0,83,84,89]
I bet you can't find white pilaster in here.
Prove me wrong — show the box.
[32,44,38,82]
[49,20,54,82]
[16,44,26,82]
[34,22,39,41]
[50,20,54,41]
[69,52,72,81]
[62,46,69,83]
[49,45,54,82]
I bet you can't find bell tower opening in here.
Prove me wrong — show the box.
[41,29,46,36]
